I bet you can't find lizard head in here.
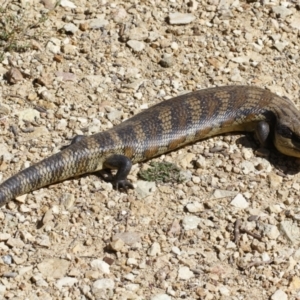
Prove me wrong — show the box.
[274,121,300,158]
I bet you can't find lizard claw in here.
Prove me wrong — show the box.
[113,179,134,191]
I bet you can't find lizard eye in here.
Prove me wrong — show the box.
[292,133,300,144]
[277,125,292,139]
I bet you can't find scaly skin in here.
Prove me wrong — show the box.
[1,85,300,206]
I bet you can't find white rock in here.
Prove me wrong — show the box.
[178,266,194,280]
[230,194,249,209]
[91,260,110,274]
[93,278,115,290]
[56,277,78,290]
[182,215,201,230]
[280,220,300,244]
[46,37,61,54]
[136,181,156,199]
[240,161,255,175]
[263,224,280,240]
[56,119,67,131]
[171,246,181,255]
[148,242,161,256]
[169,12,195,25]
[219,286,230,296]
[271,289,287,300]
[211,189,237,199]
[64,23,78,34]
[89,18,109,29]
[127,40,145,52]
[60,0,76,8]
[0,284,6,294]
[272,6,292,19]
[151,294,172,300]
[186,202,203,213]
[290,16,300,30]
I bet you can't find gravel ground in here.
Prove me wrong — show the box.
[1,0,300,299]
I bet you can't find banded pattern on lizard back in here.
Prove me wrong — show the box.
[1,85,300,207]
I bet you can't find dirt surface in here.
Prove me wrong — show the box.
[1,0,300,299]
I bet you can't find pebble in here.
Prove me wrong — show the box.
[178,266,194,280]
[127,40,145,52]
[272,6,292,19]
[159,53,175,68]
[136,180,156,199]
[230,194,249,209]
[89,18,109,29]
[37,258,70,278]
[63,23,78,34]
[32,274,49,287]
[182,215,201,230]
[268,173,282,188]
[93,278,115,290]
[56,277,78,290]
[91,260,110,274]
[271,289,287,300]
[112,232,141,246]
[240,161,255,175]
[60,0,76,8]
[151,294,171,300]
[211,189,238,199]
[147,242,161,256]
[128,27,148,41]
[186,201,203,213]
[169,12,195,25]
[219,286,230,296]
[46,37,61,54]
[280,220,300,244]
[262,224,280,240]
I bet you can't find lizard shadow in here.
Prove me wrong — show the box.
[236,135,300,176]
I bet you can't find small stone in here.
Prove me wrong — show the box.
[151,294,172,300]
[280,220,300,244]
[219,286,230,296]
[147,242,161,256]
[128,27,148,41]
[272,6,292,19]
[60,0,76,8]
[290,16,300,30]
[89,17,109,29]
[136,181,156,199]
[62,44,77,55]
[289,276,300,290]
[127,40,145,52]
[182,215,201,230]
[271,289,287,300]
[186,202,203,213]
[211,189,237,199]
[268,173,282,188]
[112,8,128,23]
[171,246,181,255]
[240,161,255,175]
[46,37,61,54]
[230,194,249,209]
[178,266,194,280]
[274,41,289,53]
[112,232,141,246]
[63,23,78,34]
[56,119,67,131]
[32,274,49,287]
[262,224,280,240]
[195,155,206,168]
[159,53,174,68]
[37,258,70,278]
[56,277,78,290]
[91,260,110,274]
[5,67,23,84]
[110,239,125,251]
[169,12,195,25]
[93,278,114,290]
